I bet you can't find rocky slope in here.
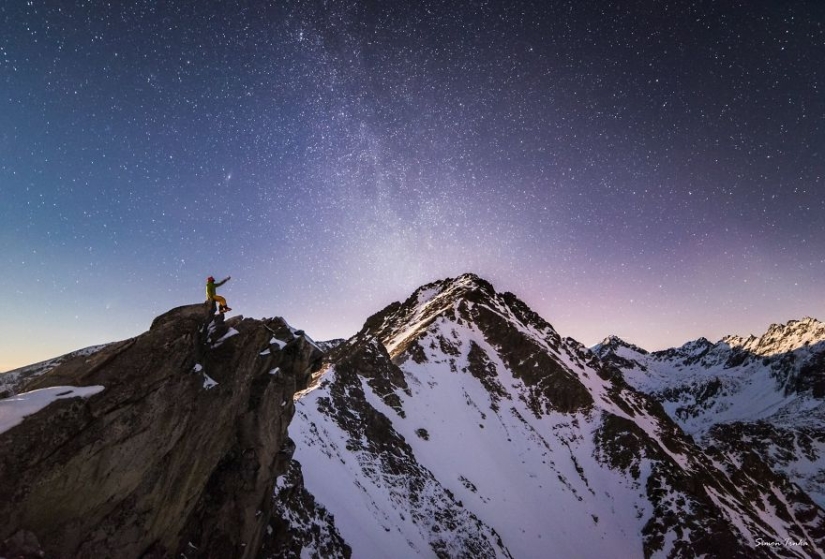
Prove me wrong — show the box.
[594,317,825,512]
[0,302,322,559]
[280,274,825,558]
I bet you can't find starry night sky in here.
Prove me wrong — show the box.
[2,0,824,371]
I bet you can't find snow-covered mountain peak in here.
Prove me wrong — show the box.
[284,276,825,557]
[357,273,598,416]
[652,337,716,364]
[723,317,825,356]
[409,273,495,307]
[591,336,653,378]
[593,335,649,358]
[600,317,825,401]
[359,273,560,362]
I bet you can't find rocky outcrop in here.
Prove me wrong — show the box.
[0,302,322,559]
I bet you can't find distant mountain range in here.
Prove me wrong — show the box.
[594,316,825,510]
[1,273,823,558]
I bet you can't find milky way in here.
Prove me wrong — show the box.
[2,1,824,370]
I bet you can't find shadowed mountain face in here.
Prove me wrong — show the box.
[279,274,825,558]
[0,303,322,559]
[594,317,825,512]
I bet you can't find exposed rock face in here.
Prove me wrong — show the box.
[0,302,322,559]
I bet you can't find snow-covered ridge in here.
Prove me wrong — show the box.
[0,344,108,396]
[376,273,563,360]
[595,317,825,369]
[595,317,825,393]
[366,273,498,355]
[0,385,105,435]
[592,335,649,357]
[722,317,825,357]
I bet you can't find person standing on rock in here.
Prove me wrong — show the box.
[206,276,232,313]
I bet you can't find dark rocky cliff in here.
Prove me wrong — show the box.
[0,302,322,559]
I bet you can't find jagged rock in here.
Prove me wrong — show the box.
[0,303,322,559]
[261,459,351,559]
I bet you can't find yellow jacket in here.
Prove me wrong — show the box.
[206,277,229,299]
